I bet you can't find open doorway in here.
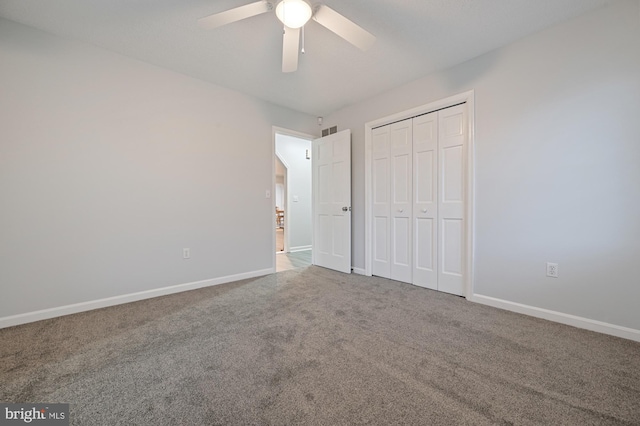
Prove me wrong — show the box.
[273,129,313,272]
[275,155,286,253]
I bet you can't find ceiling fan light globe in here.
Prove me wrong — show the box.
[275,0,312,29]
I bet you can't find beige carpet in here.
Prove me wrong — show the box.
[1,266,639,425]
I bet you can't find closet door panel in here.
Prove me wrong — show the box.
[442,219,463,275]
[372,126,391,278]
[438,105,466,296]
[393,216,410,266]
[390,119,413,283]
[415,218,435,268]
[412,112,438,289]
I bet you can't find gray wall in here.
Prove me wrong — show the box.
[275,134,312,251]
[326,0,640,330]
[0,18,317,319]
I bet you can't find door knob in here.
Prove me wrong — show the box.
[422,209,428,213]
[398,209,404,213]
[342,206,351,212]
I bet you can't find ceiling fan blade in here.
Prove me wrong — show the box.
[312,4,375,51]
[282,26,300,73]
[198,1,273,30]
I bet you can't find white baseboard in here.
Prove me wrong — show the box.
[0,268,274,330]
[289,245,312,253]
[469,293,640,342]
[352,267,366,275]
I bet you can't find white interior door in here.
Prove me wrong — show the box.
[438,104,466,295]
[389,120,413,283]
[412,112,438,289]
[312,129,351,273]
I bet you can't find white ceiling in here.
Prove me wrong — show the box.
[0,0,616,116]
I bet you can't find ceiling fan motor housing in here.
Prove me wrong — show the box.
[275,0,313,29]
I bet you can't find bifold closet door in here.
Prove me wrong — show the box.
[371,103,466,293]
[438,104,466,296]
[412,112,438,290]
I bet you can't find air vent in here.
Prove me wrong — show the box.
[321,126,338,137]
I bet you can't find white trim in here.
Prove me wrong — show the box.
[469,294,640,342]
[0,268,273,329]
[272,126,316,141]
[465,93,476,299]
[290,245,312,252]
[352,267,366,275]
[364,90,476,299]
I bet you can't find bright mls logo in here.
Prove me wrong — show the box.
[0,404,68,426]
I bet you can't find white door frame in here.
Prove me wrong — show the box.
[364,90,476,297]
[271,126,315,271]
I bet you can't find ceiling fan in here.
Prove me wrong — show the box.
[198,0,375,73]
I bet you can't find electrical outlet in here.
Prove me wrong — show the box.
[265,190,271,198]
[546,262,558,278]
[183,248,190,259]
